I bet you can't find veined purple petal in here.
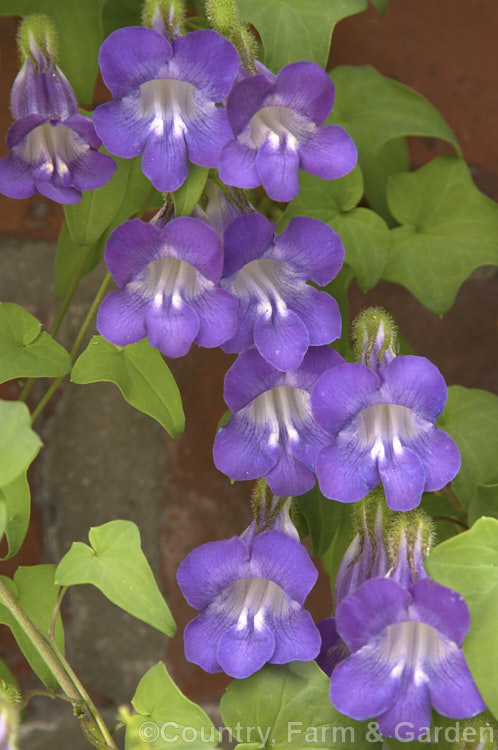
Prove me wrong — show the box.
[36,178,81,204]
[176,536,250,610]
[409,579,470,645]
[141,119,188,192]
[97,288,148,346]
[218,138,260,189]
[285,346,344,392]
[378,443,426,512]
[376,670,431,739]
[264,448,317,497]
[255,137,300,202]
[184,608,232,673]
[253,306,310,371]
[189,287,238,348]
[104,220,163,285]
[287,288,341,347]
[69,148,117,192]
[312,363,380,433]
[222,213,276,277]
[316,617,349,676]
[169,30,239,101]
[273,217,344,286]
[220,296,258,354]
[6,113,47,150]
[249,530,318,604]
[0,153,36,198]
[145,295,200,357]
[335,578,410,653]
[64,113,103,150]
[270,607,321,664]
[185,105,233,168]
[226,74,275,136]
[380,355,448,422]
[330,636,402,721]
[299,125,358,180]
[217,619,275,679]
[428,645,486,719]
[161,217,223,282]
[409,428,461,492]
[223,349,282,412]
[93,97,150,159]
[98,26,173,99]
[316,435,380,503]
[271,62,335,125]
[213,409,280,482]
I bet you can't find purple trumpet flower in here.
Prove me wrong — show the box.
[213,346,343,496]
[177,499,321,679]
[317,494,390,677]
[0,22,115,204]
[218,61,357,202]
[312,310,461,511]
[220,213,344,371]
[97,214,237,357]
[93,26,239,192]
[329,515,485,739]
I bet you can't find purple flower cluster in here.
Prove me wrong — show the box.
[317,508,485,738]
[0,23,115,204]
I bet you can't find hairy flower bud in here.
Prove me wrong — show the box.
[388,509,435,588]
[141,0,185,38]
[352,306,398,373]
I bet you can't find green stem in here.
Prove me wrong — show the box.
[19,245,94,405]
[48,638,118,750]
[30,272,112,425]
[0,580,80,702]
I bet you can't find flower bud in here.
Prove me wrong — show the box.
[388,509,434,588]
[0,681,21,750]
[205,0,257,72]
[249,479,300,541]
[16,13,58,65]
[334,488,391,606]
[141,0,185,38]
[352,307,398,373]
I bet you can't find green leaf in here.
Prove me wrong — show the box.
[362,137,409,225]
[221,661,378,749]
[369,0,387,16]
[0,565,64,689]
[64,154,131,246]
[71,336,185,438]
[237,0,367,72]
[298,486,344,556]
[0,401,41,487]
[383,156,498,313]
[426,517,498,718]
[0,658,17,688]
[173,164,209,217]
[330,65,460,166]
[281,166,364,225]
[321,504,355,600]
[0,303,71,384]
[0,472,30,561]
[322,265,355,358]
[330,208,389,291]
[438,386,498,510]
[101,0,142,37]
[125,662,218,749]
[468,485,498,526]
[55,158,157,299]
[55,520,176,636]
[281,167,388,290]
[0,0,106,105]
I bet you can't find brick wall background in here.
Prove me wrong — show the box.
[0,2,496,747]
